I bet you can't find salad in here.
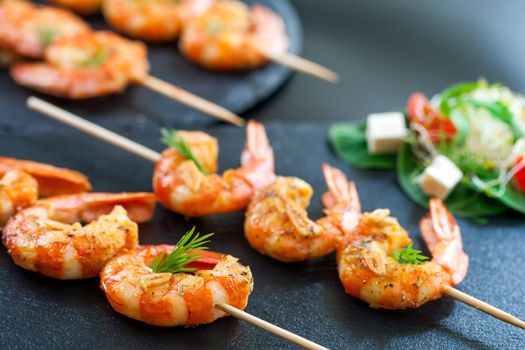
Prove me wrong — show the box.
[329,80,525,221]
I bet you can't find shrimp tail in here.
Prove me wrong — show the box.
[0,157,91,196]
[39,192,157,224]
[321,163,361,232]
[420,198,469,285]
[240,120,275,189]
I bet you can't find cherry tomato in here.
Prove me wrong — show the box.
[514,156,525,193]
[185,250,223,270]
[407,92,457,142]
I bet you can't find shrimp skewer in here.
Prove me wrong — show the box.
[100,235,327,349]
[337,186,525,328]
[10,29,243,126]
[0,1,244,125]
[180,0,338,83]
[153,121,274,216]
[244,164,359,262]
[0,0,91,59]
[28,97,273,216]
[338,201,461,309]
[2,192,156,279]
[101,245,253,327]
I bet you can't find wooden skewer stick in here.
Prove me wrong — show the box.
[27,97,161,163]
[215,303,327,350]
[444,286,525,329]
[27,97,525,331]
[26,96,327,349]
[254,44,339,84]
[137,74,245,127]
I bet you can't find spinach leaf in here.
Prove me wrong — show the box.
[469,174,525,215]
[396,143,508,221]
[328,122,396,170]
[497,184,525,214]
[438,81,480,115]
[449,109,469,146]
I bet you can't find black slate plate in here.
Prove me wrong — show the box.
[1,0,302,128]
[0,122,523,349]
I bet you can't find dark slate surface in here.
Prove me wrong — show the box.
[2,0,302,129]
[0,122,524,349]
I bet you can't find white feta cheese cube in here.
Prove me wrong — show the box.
[366,112,408,154]
[420,155,463,199]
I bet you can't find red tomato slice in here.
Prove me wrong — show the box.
[514,156,525,193]
[407,92,457,142]
[185,250,223,270]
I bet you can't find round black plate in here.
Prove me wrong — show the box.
[1,0,302,128]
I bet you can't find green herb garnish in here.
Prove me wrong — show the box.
[78,50,108,68]
[161,128,208,174]
[207,21,223,34]
[39,29,56,49]
[392,244,429,265]
[151,227,214,274]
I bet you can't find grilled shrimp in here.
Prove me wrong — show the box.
[0,170,38,227]
[153,120,274,217]
[11,30,149,99]
[49,0,102,15]
[103,0,214,42]
[244,163,360,262]
[100,245,253,326]
[2,192,156,279]
[179,0,289,70]
[0,0,90,59]
[0,157,91,196]
[337,198,469,309]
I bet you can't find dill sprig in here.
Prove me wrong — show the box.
[161,128,208,174]
[151,227,214,274]
[79,50,108,68]
[39,29,56,49]
[392,244,429,265]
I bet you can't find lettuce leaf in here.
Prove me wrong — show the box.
[328,122,396,170]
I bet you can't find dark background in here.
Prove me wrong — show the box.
[1,1,525,349]
[252,0,525,123]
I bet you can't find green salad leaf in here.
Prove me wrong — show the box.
[328,122,396,170]
[396,143,508,221]
[456,99,523,140]
[495,184,525,214]
[438,81,481,115]
[469,173,525,215]
[448,109,469,146]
